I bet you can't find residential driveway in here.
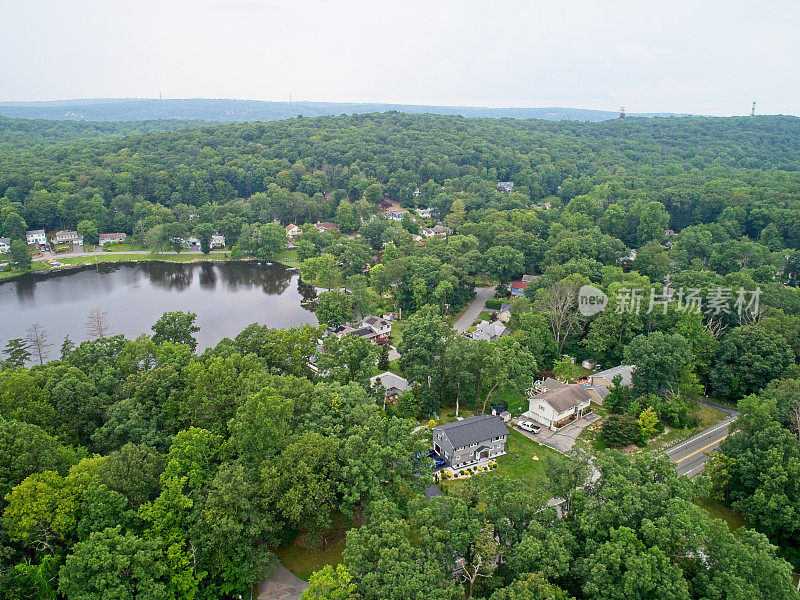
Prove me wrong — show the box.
[513,413,601,453]
[258,563,309,600]
[453,286,496,333]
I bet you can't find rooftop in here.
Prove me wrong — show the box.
[592,364,636,387]
[369,371,411,392]
[434,415,509,448]
[533,384,593,413]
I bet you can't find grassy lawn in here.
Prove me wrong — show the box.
[389,321,404,347]
[471,310,493,326]
[0,261,51,280]
[441,429,565,496]
[695,497,746,531]
[276,248,299,266]
[274,519,350,581]
[102,242,148,252]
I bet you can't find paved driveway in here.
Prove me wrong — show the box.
[513,413,601,453]
[453,286,496,333]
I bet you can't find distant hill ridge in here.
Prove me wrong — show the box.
[0,98,690,123]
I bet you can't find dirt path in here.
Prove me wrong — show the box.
[258,563,309,600]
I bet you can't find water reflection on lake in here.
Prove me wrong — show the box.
[0,261,317,352]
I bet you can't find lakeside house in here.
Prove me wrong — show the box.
[0,238,10,253]
[432,415,509,469]
[211,233,226,248]
[26,229,47,247]
[53,230,82,245]
[285,224,302,240]
[369,371,411,405]
[525,377,592,429]
[362,316,391,336]
[98,233,126,246]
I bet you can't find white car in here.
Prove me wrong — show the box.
[518,420,541,434]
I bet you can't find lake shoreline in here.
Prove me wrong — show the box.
[0,255,299,285]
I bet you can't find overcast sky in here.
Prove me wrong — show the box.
[1,0,798,115]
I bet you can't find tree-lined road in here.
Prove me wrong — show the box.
[453,286,496,333]
[665,403,738,477]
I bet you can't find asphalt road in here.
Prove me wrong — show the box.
[453,286,497,333]
[665,403,739,477]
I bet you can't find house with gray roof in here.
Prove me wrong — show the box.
[0,238,10,253]
[468,320,507,342]
[370,371,411,405]
[432,415,508,468]
[587,365,636,403]
[526,379,592,429]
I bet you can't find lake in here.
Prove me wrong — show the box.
[0,261,318,354]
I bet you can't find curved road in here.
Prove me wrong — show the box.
[665,401,739,477]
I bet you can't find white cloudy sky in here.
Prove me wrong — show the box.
[1,0,798,115]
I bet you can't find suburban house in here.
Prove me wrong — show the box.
[382,311,400,321]
[497,181,514,192]
[362,316,391,337]
[586,365,636,403]
[369,371,411,404]
[432,415,509,469]
[53,230,82,245]
[420,224,451,238]
[26,229,47,246]
[510,281,528,298]
[285,224,302,240]
[496,303,511,323]
[525,377,592,429]
[0,238,10,253]
[211,233,226,248]
[416,207,433,219]
[314,222,337,233]
[98,233,126,245]
[468,320,507,342]
[521,274,537,283]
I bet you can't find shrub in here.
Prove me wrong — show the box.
[600,414,641,447]
[485,298,503,310]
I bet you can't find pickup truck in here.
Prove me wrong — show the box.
[517,420,541,434]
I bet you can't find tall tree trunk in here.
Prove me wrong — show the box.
[481,382,500,415]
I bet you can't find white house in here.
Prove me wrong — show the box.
[416,208,433,219]
[314,222,337,233]
[0,238,10,253]
[285,224,302,240]
[211,233,226,248]
[361,316,391,337]
[497,181,514,192]
[420,225,451,238]
[98,233,126,246]
[26,229,46,246]
[525,377,592,429]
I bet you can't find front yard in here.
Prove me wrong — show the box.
[441,429,567,497]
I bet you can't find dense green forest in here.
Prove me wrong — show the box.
[1,113,800,599]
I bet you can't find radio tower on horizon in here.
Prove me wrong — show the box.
[619,106,626,119]
[751,101,756,116]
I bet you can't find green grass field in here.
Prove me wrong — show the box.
[442,429,565,496]
[694,497,746,532]
[274,519,349,581]
[54,252,234,266]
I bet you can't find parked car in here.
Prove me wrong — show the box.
[518,420,541,434]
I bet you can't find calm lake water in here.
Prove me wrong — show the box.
[0,261,318,354]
